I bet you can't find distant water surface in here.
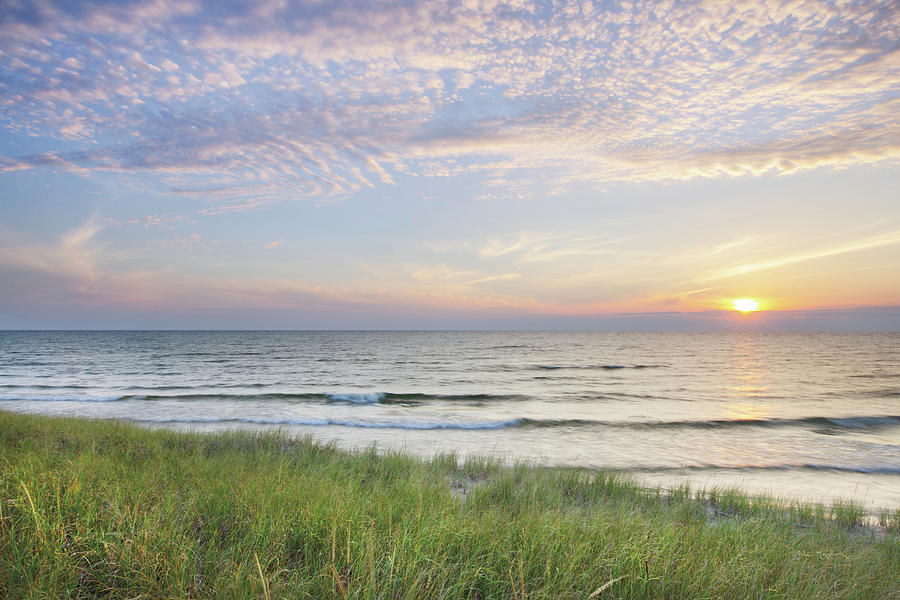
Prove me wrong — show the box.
[1,331,898,509]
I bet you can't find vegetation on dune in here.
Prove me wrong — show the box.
[1,411,897,599]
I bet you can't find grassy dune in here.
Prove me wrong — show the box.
[1,411,897,599]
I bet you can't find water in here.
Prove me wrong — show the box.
[1,330,898,510]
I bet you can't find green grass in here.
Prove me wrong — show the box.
[1,411,897,599]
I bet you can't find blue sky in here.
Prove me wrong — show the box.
[1,0,898,329]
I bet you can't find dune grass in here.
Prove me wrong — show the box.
[1,411,897,599]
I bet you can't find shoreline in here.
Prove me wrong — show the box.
[2,410,897,598]
[75,413,900,515]
[6,407,900,517]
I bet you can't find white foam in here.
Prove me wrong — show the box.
[326,393,385,404]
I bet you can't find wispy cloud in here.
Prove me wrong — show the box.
[699,229,900,281]
[0,218,104,282]
[473,232,624,265]
[1,0,897,210]
[463,273,522,287]
[151,232,214,250]
[127,213,194,230]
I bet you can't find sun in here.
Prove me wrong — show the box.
[732,298,760,313]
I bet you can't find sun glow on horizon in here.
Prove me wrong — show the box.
[732,298,761,313]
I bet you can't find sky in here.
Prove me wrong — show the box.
[0,0,898,330]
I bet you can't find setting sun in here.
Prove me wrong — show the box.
[733,298,760,313]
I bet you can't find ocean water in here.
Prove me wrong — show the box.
[1,330,898,510]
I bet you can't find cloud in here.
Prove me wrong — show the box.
[0,218,104,282]
[264,239,283,249]
[475,232,622,264]
[151,232,213,250]
[463,273,521,286]
[0,0,898,208]
[364,157,395,185]
[699,229,900,281]
[129,213,194,230]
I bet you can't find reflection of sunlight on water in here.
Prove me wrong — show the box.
[721,402,770,421]
[724,335,772,420]
[728,384,772,397]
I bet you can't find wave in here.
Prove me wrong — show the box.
[124,413,900,433]
[2,394,897,432]
[536,364,664,370]
[866,387,900,398]
[324,392,523,404]
[637,463,900,476]
[121,392,527,404]
[515,415,900,431]
[0,396,124,403]
[669,415,900,430]
[0,391,528,405]
[131,416,523,431]
[814,416,900,429]
[0,384,93,390]
[119,383,277,392]
[326,393,386,404]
